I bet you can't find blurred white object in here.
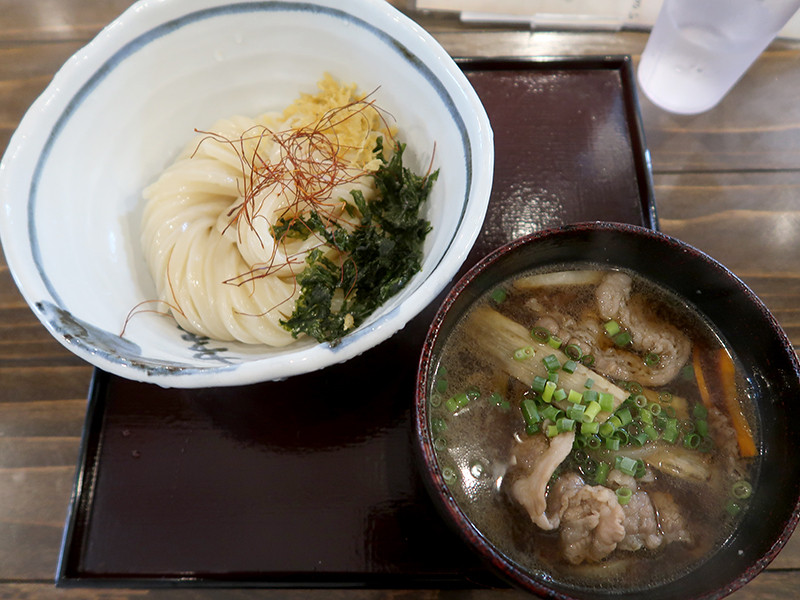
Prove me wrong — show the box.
[0,0,494,388]
[417,0,800,37]
[637,0,800,114]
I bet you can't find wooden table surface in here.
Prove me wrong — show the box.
[2,1,800,599]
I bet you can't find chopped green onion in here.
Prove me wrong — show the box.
[631,432,648,447]
[663,405,676,418]
[582,458,598,477]
[429,393,442,408]
[604,320,621,336]
[628,382,644,395]
[616,408,633,427]
[662,427,679,444]
[573,450,589,464]
[605,437,620,451]
[491,288,507,303]
[513,346,535,361]
[562,359,578,374]
[586,434,602,450]
[541,405,562,422]
[584,378,595,389]
[567,389,583,404]
[616,487,633,505]
[693,403,708,419]
[581,421,600,435]
[613,331,632,347]
[489,392,510,409]
[573,435,587,449]
[431,418,447,434]
[648,403,662,416]
[644,352,660,366]
[543,354,561,372]
[681,365,695,380]
[445,392,469,413]
[583,401,602,423]
[599,422,616,437]
[434,437,447,451]
[466,386,481,400]
[644,424,659,441]
[546,424,559,437]
[599,392,615,413]
[547,335,563,349]
[567,404,587,421]
[634,394,648,408]
[531,375,547,394]
[615,456,638,476]
[553,388,568,403]
[557,418,575,433]
[531,326,551,343]
[683,433,701,449]
[726,498,743,517]
[659,391,673,404]
[521,399,541,426]
[614,429,630,446]
[542,380,557,403]
[595,461,611,484]
[681,420,695,434]
[547,371,559,383]
[609,415,623,429]
[732,480,753,499]
[442,467,458,484]
[526,423,540,435]
[639,409,653,425]
[695,419,709,437]
[565,344,583,360]
[584,389,599,404]
[581,354,595,367]
[436,379,448,393]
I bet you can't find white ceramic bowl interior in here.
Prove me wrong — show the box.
[0,0,494,387]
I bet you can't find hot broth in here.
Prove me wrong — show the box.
[428,266,759,591]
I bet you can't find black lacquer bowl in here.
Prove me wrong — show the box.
[414,222,800,600]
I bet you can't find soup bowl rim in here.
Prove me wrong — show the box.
[414,220,800,599]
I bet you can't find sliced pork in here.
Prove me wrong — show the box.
[510,431,576,530]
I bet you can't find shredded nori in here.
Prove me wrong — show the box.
[276,138,437,344]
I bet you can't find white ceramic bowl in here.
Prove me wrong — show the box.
[0,0,493,388]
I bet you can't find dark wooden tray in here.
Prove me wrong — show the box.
[57,56,656,588]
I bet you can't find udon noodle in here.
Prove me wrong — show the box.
[139,75,395,345]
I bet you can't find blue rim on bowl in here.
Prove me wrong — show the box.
[0,0,494,387]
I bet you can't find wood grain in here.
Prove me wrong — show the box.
[0,571,797,600]
[638,45,800,173]
[0,0,135,42]
[654,171,800,344]
[432,31,800,174]
[1,0,800,597]
[0,42,84,173]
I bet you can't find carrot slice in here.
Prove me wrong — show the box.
[693,345,713,408]
[718,348,757,458]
